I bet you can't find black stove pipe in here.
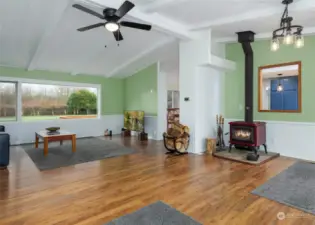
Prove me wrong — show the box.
[237,31,255,123]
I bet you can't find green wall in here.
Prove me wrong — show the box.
[0,67,124,115]
[225,36,315,122]
[124,64,157,115]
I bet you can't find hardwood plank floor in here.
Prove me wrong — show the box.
[0,136,314,225]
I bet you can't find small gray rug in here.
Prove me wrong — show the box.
[104,201,201,225]
[23,137,134,171]
[252,161,315,215]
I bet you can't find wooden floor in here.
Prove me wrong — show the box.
[0,136,314,225]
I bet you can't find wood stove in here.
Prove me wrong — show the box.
[229,121,267,154]
[227,31,267,156]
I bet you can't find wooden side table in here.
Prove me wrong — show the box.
[35,130,76,156]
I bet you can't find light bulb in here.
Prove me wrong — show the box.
[105,22,119,32]
[283,30,294,45]
[295,35,304,48]
[277,84,283,92]
[271,37,280,51]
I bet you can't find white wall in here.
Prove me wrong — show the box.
[194,66,223,152]
[211,41,226,115]
[156,62,167,140]
[4,115,123,145]
[211,41,226,58]
[144,116,158,139]
[179,31,232,154]
[224,119,315,161]
[166,70,179,91]
[155,58,180,141]
[179,34,212,153]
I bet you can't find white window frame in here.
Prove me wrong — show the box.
[0,76,102,123]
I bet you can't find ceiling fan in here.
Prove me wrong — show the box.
[72,1,152,42]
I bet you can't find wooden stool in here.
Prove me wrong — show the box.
[206,138,216,154]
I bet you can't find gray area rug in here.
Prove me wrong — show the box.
[23,137,134,171]
[252,161,315,215]
[104,201,201,225]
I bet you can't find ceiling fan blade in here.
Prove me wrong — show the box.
[120,21,152,31]
[73,4,104,19]
[77,23,105,32]
[115,1,135,19]
[113,30,124,41]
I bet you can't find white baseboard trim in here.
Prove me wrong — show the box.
[5,115,124,145]
[4,114,164,145]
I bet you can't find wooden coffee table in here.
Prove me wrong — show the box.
[35,130,76,156]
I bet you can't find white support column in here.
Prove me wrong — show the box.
[179,31,234,154]
[179,31,211,153]
[194,67,223,152]
[156,62,168,140]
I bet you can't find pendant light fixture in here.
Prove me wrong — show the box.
[277,74,283,92]
[271,0,304,51]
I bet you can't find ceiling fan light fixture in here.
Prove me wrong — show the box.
[105,22,119,32]
[73,1,152,42]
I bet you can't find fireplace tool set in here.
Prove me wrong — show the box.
[216,115,228,151]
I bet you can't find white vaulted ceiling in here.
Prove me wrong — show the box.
[0,0,315,77]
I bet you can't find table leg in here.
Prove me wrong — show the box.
[60,140,63,146]
[44,138,48,156]
[72,135,76,153]
[35,134,39,148]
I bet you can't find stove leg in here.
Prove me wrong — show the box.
[263,144,268,154]
[253,147,258,155]
[229,144,232,152]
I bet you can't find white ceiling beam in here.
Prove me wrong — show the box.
[106,38,175,78]
[27,0,74,71]
[140,0,187,13]
[190,0,315,31]
[85,0,199,40]
[214,26,315,43]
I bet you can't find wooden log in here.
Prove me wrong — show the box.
[166,139,175,149]
[175,141,183,150]
[184,126,189,133]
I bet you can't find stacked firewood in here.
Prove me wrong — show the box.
[163,122,190,154]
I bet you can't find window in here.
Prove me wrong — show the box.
[21,83,98,121]
[0,82,17,122]
[0,79,100,122]
[270,77,298,111]
[259,61,301,112]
